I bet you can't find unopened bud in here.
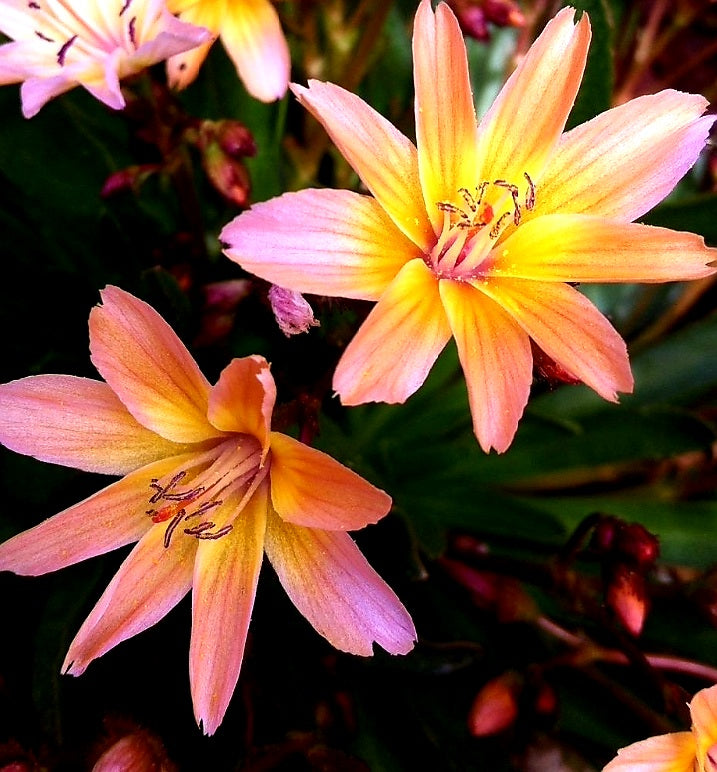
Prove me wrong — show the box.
[615,523,660,569]
[194,279,251,347]
[268,285,320,337]
[531,341,581,386]
[215,121,257,158]
[468,673,521,737]
[195,120,255,207]
[92,730,175,772]
[100,164,160,197]
[447,0,524,41]
[606,565,648,636]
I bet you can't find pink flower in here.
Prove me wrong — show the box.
[220,0,717,453]
[0,286,415,735]
[0,0,211,118]
[603,682,717,770]
[166,0,290,102]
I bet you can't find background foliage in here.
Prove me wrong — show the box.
[1,0,717,769]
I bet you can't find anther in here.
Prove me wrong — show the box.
[490,212,513,239]
[57,35,77,66]
[524,172,536,210]
[493,180,521,226]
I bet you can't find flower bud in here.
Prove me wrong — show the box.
[447,0,524,41]
[100,164,160,197]
[92,730,175,772]
[606,565,648,637]
[615,523,660,569]
[196,120,255,207]
[468,673,521,737]
[268,285,320,337]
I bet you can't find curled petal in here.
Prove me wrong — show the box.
[538,90,714,222]
[476,278,633,402]
[690,685,717,766]
[0,375,186,475]
[476,7,590,182]
[208,356,275,462]
[439,280,532,453]
[265,512,416,656]
[333,259,451,405]
[190,481,267,736]
[602,732,696,772]
[413,0,479,232]
[488,215,717,283]
[221,189,418,301]
[89,286,218,445]
[269,432,392,530]
[62,522,196,676]
[0,453,197,576]
[291,80,435,251]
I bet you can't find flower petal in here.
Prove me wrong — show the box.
[439,280,532,453]
[476,7,590,183]
[189,480,267,736]
[476,278,633,402]
[690,684,717,766]
[62,520,196,676]
[537,90,714,222]
[89,286,218,444]
[333,258,451,405]
[208,355,275,462]
[167,39,214,90]
[216,0,289,101]
[265,511,415,656]
[0,375,187,475]
[0,453,197,576]
[602,732,696,772]
[488,215,717,283]
[269,432,392,530]
[221,189,418,301]
[413,0,479,233]
[291,80,435,251]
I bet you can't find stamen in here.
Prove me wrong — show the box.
[149,471,204,504]
[163,509,186,548]
[28,1,41,8]
[493,180,521,226]
[128,16,137,48]
[194,525,234,541]
[524,172,536,211]
[35,30,54,42]
[119,0,132,15]
[490,211,513,239]
[57,35,77,66]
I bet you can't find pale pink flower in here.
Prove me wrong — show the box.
[166,0,290,102]
[0,286,415,735]
[0,0,211,118]
[603,682,717,771]
[221,0,716,453]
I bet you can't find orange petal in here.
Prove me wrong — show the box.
[264,511,416,655]
[603,732,696,772]
[333,259,451,405]
[62,520,196,676]
[89,286,218,444]
[269,432,392,530]
[488,215,717,283]
[217,0,290,101]
[291,80,435,251]
[189,480,267,736]
[208,356,275,462]
[537,90,713,222]
[413,0,479,233]
[221,189,419,301]
[0,375,187,475]
[0,452,198,576]
[690,684,717,767]
[439,280,532,453]
[476,7,590,183]
[477,278,633,402]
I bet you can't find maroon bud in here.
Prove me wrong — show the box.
[468,673,521,736]
[268,285,320,337]
[615,523,660,568]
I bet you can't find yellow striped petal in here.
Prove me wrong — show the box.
[439,280,532,453]
[488,215,717,283]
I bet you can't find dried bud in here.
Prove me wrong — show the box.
[268,285,320,337]
[468,673,521,737]
[92,730,175,772]
[606,565,648,636]
[531,341,581,386]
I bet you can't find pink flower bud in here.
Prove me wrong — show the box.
[606,565,648,636]
[268,285,320,337]
[468,673,521,737]
[92,731,175,772]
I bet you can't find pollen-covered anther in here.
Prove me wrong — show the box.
[437,173,536,240]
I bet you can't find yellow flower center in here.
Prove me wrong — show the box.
[430,173,536,278]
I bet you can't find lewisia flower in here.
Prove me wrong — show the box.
[166,0,290,102]
[0,286,415,735]
[0,0,211,118]
[221,0,717,453]
[603,682,717,771]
